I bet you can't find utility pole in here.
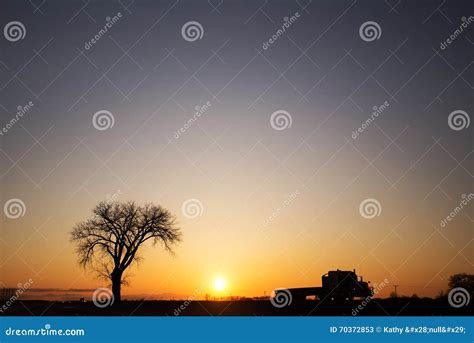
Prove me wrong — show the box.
[394,285,399,297]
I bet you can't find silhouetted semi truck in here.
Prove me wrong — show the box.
[274,269,372,302]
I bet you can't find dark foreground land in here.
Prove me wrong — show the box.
[2,298,472,316]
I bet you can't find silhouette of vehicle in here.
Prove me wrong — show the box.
[275,269,372,302]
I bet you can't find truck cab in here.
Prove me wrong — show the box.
[321,269,372,300]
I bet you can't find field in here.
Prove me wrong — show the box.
[2,298,471,316]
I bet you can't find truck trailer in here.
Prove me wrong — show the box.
[274,269,372,303]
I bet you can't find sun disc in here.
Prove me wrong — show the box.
[214,277,226,291]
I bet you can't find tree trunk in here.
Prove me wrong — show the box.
[111,268,123,304]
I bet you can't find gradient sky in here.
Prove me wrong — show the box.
[0,0,473,300]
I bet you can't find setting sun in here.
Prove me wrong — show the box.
[213,277,226,292]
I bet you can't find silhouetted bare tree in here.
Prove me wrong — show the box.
[71,201,181,302]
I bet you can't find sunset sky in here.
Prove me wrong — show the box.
[0,0,472,300]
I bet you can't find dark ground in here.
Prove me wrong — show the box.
[1,298,472,316]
